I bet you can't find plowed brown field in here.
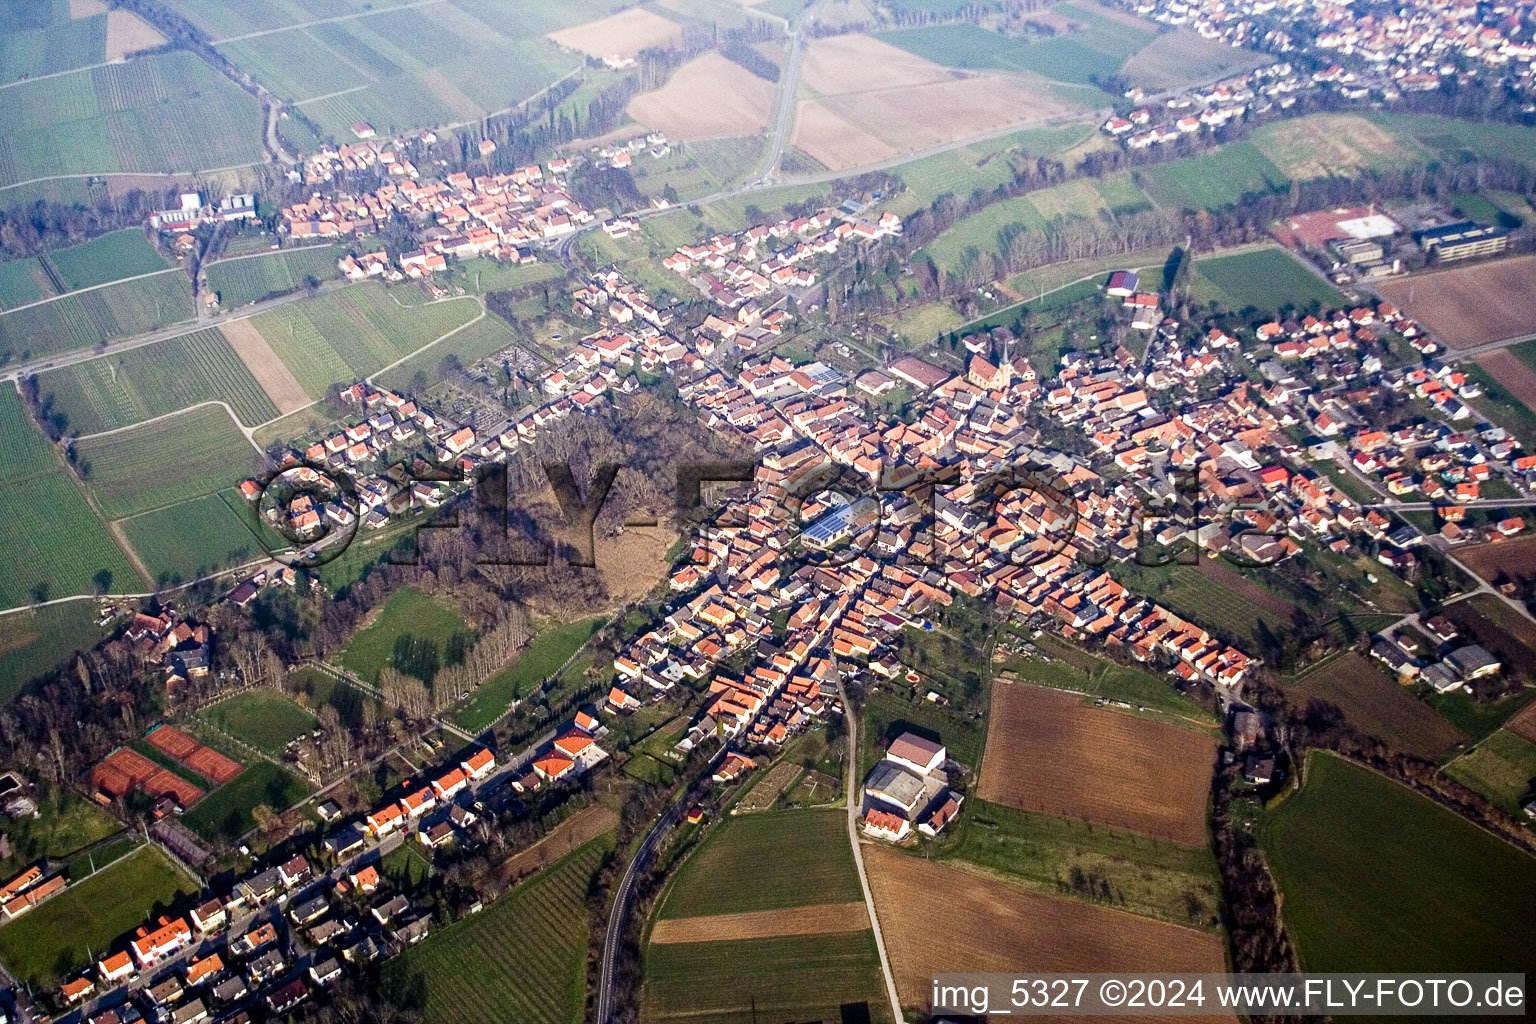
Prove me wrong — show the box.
[650,901,869,943]
[978,684,1216,845]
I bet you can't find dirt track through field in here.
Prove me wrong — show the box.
[865,849,1231,1020]
[1375,255,1536,349]
[221,319,310,415]
[978,683,1216,845]
[650,901,869,944]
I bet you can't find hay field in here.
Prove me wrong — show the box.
[1253,114,1410,181]
[547,7,682,58]
[866,848,1230,1020]
[978,683,1216,845]
[628,52,775,140]
[1375,255,1536,348]
[103,10,163,60]
[649,901,868,943]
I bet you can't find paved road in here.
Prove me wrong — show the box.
[837,672,904,1024]
[749,0,827,186]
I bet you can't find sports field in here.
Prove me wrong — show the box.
[978,683,1216,845]
[1266,752,1536,973]
[74,402,257,519]
[39,327,279,435]
[0,846,198,990]
[205,245,342,309]
[0,51,264,189]
[179,759,312,841]
[0,386,139,606]
[248,284,480,397]
[1190,247,1346,315]
[449,616,604,733]
[388,837,611,1024]
[657,808,861,919]
[339,587,475,685]
[0,271,193,363]
[204,689,318,754]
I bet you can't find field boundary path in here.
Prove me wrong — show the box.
[837,671,904,1024]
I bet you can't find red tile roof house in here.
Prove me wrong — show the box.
[130,916,192,969]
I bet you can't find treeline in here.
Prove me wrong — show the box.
[720,41,779,82]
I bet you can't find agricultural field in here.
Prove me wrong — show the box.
[179,759,313,841]
[0,601,113,704]
[248,284,480,397]
[1443,728,1536,815]
[387,837,611,1024]
[1282,652,1465,759]
[1251,114,1413,182]
[1367,112,1536,166]
[1116,561,1296,655]
[865,846,1229,1018]
[1375,254,1536,349]
[38,327,279,435]
[888,124,1095,214]
[0,229,169,310]
[643,930,891,1024]
[198,0,614,143]
[0,51,264,189]
[0,270,192,363]
[657,808,861,919]
[946,799,1222,927]
[877,1,1155,85]
[0,386,140,606]
[0,846,198,990]
[1190,247,1346,316]
[1135,141,1289,212]
[449,616,603,733]
[203,689,318,755]
[979,683,1216,845]
[374,305,524,394]
[1117,29,1271,90]
[339,587,475,685]
[118,489,268,585]
[205,245,342,309]
[628,52,776,141]
[74,403,258,519]
[997,637,1216,722]
[1264,752,1536,973]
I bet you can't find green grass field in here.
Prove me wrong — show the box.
[643,929,891,1024]
[449,617,604,733]
[0,51,264,189]
[0,6,109,87]
[0,230,169,310]
[119,489,269,585]
[180,759,313,841]
[1443,729,1536,815]
[339,587,475,685]
[387,836,610,1024]
[0,601,113,704]
[0,387,140,606]
[375,310,521,393]
[74,402,258,519]
[1117,29,1271,90]
[40,326,278,434]
[204,689,318,755]
[205,245,342,309]
[1264,752,1536,973]
[1190,247,1345,315]
[1136,141,1289,212]
[0,270,193,363]
[946,799,1221,927]
[0,846,198,990]
[999,638,1217,722]
[249,284,480,397]
[0,784,119,880]
[658,808,861,919]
